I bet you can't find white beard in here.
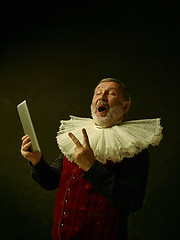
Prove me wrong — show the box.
[91,102,123,126]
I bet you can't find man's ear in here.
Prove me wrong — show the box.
[122,101,131,113]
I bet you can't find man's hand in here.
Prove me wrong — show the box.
[68,128,95,171]
[21,135,42,165]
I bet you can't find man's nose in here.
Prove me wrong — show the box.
[100,92,107,101]
[101,96,107,101]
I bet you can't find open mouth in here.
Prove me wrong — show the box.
[97,105,108,113]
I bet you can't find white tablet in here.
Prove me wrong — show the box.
[17,100,41,152]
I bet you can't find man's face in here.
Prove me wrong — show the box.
[91,81,129,127]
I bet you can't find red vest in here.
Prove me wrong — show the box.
[52,157,120,240]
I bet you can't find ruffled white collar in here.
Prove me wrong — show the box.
[56,116,163,164]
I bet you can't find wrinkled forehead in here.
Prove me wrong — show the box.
[94,81,122,93]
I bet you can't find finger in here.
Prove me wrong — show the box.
[22,136,30,146]
[21,135,29,141]
[68,132,82,148]
[21,150,31,158]
[21,150,34,159]
[21,141,32,151]
[82,128,90,147]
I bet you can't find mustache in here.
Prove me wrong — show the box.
[96,101,109,107]
[95,101,109,111]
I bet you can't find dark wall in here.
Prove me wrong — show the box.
[0,2,179,240]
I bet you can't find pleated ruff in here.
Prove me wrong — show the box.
[52,157,120,240]
[56,116,163,164]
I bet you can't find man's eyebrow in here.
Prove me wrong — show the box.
[95,86,117,91]
[94,86,101,92]
[95,86,100,90]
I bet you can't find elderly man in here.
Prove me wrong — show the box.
[21,78,161,240]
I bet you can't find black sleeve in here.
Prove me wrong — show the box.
[31,152,64,190]
[83,149,150,212]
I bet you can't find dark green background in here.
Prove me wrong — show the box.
[0,2,179,239]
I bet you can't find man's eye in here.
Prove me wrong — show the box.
[96,91,102,95]
[109,91,116,95]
